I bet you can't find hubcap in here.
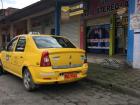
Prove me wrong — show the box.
[24,71,31,89]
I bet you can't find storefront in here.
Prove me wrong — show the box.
[61,2,84,47]
[61,16,81,47]
[85,0,128,56]
[31,13,54,34]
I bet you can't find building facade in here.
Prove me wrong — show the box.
[0,0,139,69]
[0,7,18,20]
[82,0,140,69]
[0,0,55,49]
[84,0,128,56]
[128,0,140,69]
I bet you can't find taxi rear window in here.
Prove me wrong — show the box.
[32,36,76,48]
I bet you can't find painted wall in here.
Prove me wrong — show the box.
[133,30,140,68]
[127,0,140,69]
[130,0,140,69]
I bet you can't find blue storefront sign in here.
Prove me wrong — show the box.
[87,24,110,54]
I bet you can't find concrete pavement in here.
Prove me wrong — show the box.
[0,74,140,105]
[87,63,140,98]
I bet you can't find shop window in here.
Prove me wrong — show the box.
[2,33,11,43]
[2,34,6,43]
[7,34,11,42]
[51,28,55,35]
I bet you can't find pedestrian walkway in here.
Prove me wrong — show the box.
[87,53,129,69]
[87,63,140,98]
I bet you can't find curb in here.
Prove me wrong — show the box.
[85,77,140,98]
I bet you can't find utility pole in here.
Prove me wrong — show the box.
[55,0,61,35]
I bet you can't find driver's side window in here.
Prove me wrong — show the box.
[7,38,18,52]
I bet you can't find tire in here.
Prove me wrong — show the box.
[23,69,37,91]
[0,66,3,75]
[0,60,4,75]
[2,68,8,74]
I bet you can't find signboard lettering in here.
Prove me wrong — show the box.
[61,2,84,18]
[89,0,128,16]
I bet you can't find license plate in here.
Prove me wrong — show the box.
[64,73,77,79]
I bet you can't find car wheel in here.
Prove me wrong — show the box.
[2,68,8,74]
[0,66,3,75]
[23,69,37,91]
[0,67,7,75]
[0,61,5,75]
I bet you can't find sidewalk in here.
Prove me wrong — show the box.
[87,53,126,63]
[87,63,140,98]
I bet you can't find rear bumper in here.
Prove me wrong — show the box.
[33,74,87,84]
[28,63,88,84]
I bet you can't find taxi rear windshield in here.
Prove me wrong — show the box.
[33,36,76,48]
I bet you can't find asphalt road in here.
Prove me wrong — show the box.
[0,74,140,105]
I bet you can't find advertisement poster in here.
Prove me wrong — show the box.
[136,0,140,13]
[130,0,140,30]
[87,24,110,53]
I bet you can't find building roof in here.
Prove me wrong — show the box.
[0,0,82,24]
[0,0,55,23]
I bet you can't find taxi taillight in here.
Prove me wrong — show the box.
[40,51,51,67]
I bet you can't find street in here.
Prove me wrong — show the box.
[0,0,139,105]
[0,74,140,105]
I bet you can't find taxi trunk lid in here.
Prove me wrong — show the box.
[46,48,85,69]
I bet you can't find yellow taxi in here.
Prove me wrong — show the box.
[0,34,88,91]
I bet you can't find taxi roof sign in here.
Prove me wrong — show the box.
[29,32,40,35]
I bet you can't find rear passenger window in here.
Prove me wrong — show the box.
[15,37,26,52]
[33,36,76,48]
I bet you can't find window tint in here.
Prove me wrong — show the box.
[33,36,76,49]
[15,37,26,52]
[7,38,18,51]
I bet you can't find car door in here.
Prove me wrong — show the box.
[13,36,26,76]
[2,37,18,72]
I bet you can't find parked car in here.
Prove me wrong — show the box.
[0,34,88,91]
